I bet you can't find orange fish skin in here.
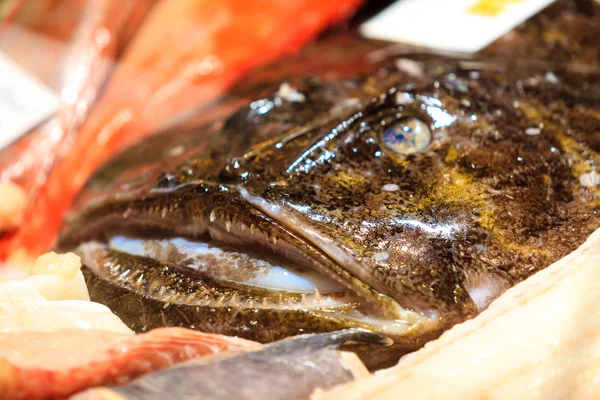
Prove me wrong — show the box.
[0,328,260,400]
[0,0,363,260]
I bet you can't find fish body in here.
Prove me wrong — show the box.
[73,329,385,400]
[58,0,600,368]
[1,328,258,400]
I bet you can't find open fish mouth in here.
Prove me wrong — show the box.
[68,179,430,344]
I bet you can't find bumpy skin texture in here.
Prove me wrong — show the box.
[59,0,600,368]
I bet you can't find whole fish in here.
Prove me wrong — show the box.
[58,0,600,368]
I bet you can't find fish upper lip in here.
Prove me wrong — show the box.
[233,186,419,321]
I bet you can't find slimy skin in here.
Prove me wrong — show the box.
[57,0,600,368]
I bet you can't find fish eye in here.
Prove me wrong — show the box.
[379,118,432,155]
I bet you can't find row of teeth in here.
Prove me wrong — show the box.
[144,277,351,311]
[124,201,281,245]
[107,259,354,311]
[209,210,279,244]
[120,201,351,306]
[123,202,181,220]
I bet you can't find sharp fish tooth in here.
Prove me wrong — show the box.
[185,293,197,303]
[196,297,210,307]
[135,274,145,291]
[225,220,232,232]
[250,224,257,234]
[209,210,216,223]
[314,288,323,302]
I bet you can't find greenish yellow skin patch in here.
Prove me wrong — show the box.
[330,170,366,191]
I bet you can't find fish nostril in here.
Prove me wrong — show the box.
[219,158,249,182]
[379,117,432,155]
[157,173,180,188]
[218,165,239,182]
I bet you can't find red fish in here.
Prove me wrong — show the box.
[0,0,155,239]
[0,328,260,399]
[0,0,363,259]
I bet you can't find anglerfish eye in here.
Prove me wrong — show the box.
[379,118,432,155]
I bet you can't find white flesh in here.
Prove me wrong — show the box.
[0,252,132,334]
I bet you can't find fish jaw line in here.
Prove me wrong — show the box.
[237,186,426,322]
[194,193,430,333]
[61,183,429,333]
[79,239,421,338]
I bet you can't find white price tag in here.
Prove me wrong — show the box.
[361,0,556,53]
[0,52,60,150]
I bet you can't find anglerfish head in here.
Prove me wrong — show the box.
[58,60,600,367]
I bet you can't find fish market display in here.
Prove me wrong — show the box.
[73,329,384,400]
[0,0,364,260]
[57,0,600,368]
[312,227,600,400]
[0,251,260,399]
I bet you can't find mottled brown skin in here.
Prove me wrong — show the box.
[58,0,600,368]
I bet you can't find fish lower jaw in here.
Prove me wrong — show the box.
[78,228,432,338]
[195,214,433,328]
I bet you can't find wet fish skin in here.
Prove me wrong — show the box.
[58,0,600,368]
[312,228,600,400]
[73,329,387,400]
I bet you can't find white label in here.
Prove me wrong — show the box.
[361,0,556,53]
[0,52,60,150]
